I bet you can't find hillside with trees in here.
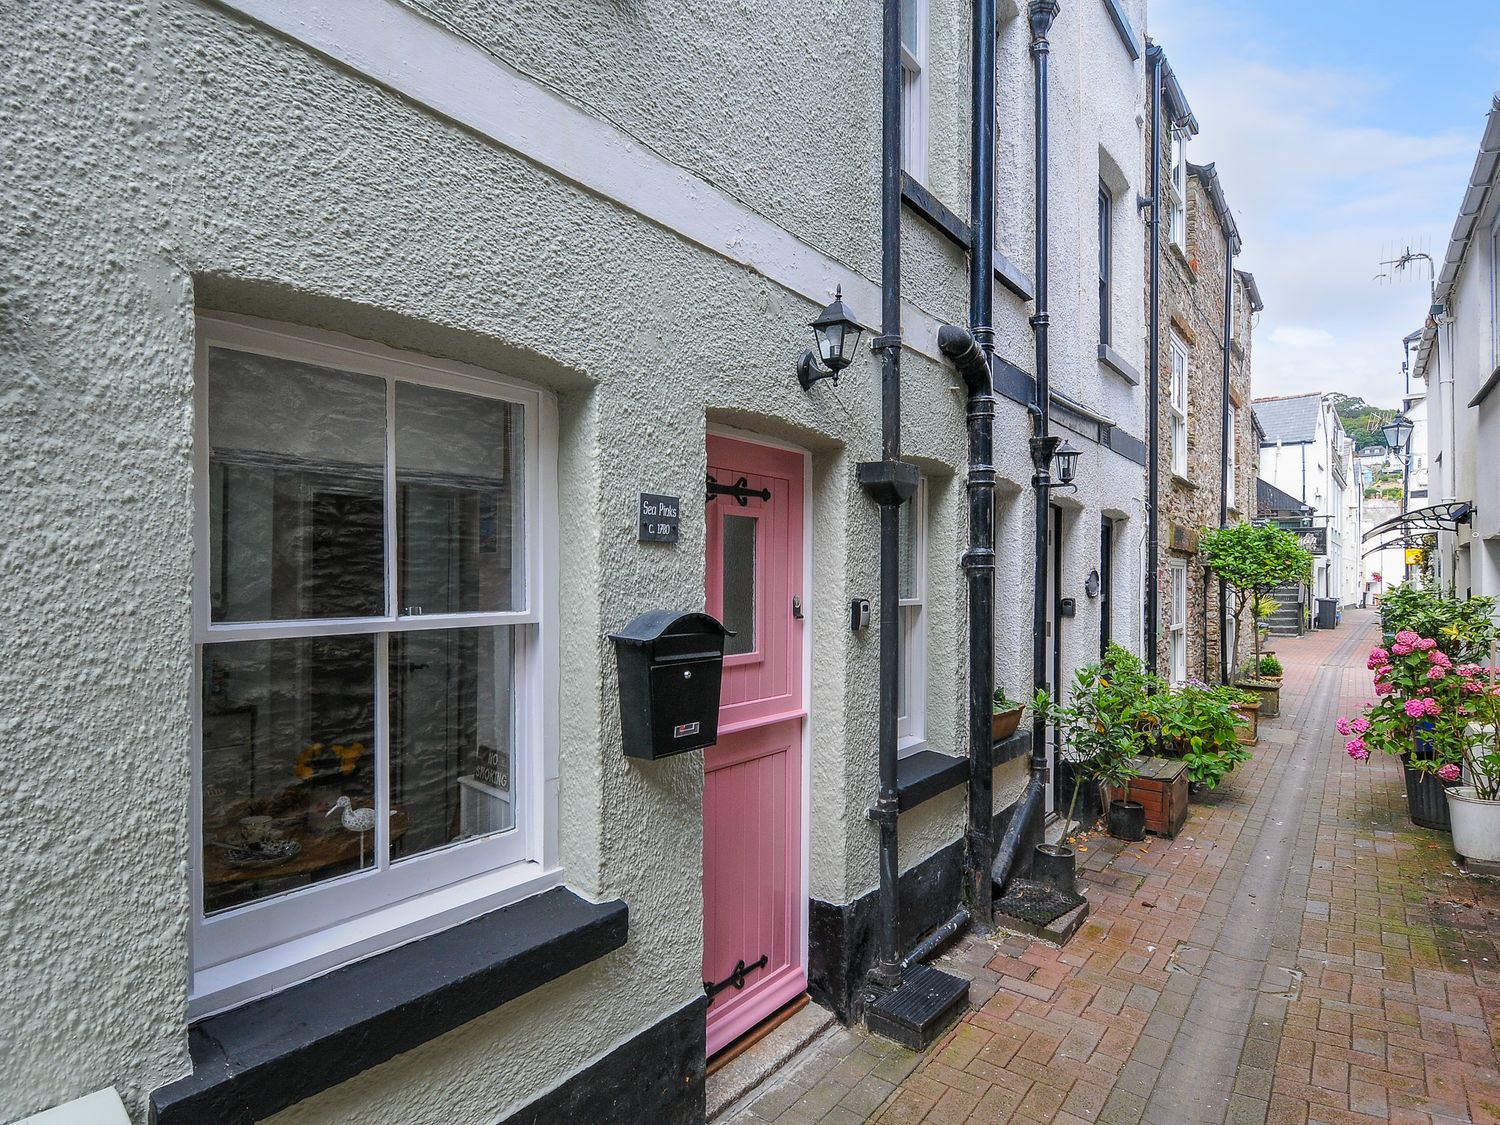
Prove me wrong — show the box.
[1330,393,1396,452]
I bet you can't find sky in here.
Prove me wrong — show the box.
[1148,0,1500,408]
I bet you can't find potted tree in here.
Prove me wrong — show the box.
[1034,651,1147,850]
[1199,522,1315,718]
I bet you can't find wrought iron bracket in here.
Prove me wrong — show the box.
[704,954,768,998]
[707,474,771,506]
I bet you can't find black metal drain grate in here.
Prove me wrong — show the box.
[994,877,1086,926]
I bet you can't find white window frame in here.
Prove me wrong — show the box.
[1225,402,1238,512]
[1169,332,1189,478]
[1491,214,1500,370]
[190,315,560,1017]
[897,478,929,755]
[1098,181,1113,347]
[900,0,929,183]
[1168,129,1188,250]
[1168,559,1188,686]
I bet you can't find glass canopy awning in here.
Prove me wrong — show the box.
[1361,501,1474,557]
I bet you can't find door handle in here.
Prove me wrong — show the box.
[792,596,804,619]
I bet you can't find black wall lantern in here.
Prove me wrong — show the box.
[1054,441,1080,486]
[797,286,865,390]
[1382,414,1414,453]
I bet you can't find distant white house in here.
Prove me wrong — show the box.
[1254,393,1363,608]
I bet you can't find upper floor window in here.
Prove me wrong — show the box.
[1226,402,1238,512]
[1098,183,1113,347]
[1491,217,1500,370]
[1168,558,1188,686]
[897,477,928,754]
[1168,130,1188,250]
[193,316,555,1013]
[1169,332,1189,478]
[900,0,928,182]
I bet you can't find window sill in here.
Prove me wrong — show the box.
[1097,343,1141,385]
[1172,473,1197,490]
[151,887,628,1125]
[896,750,968,812]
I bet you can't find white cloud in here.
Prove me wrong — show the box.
[1269,326,1335,349]
[1150,5,1480,407]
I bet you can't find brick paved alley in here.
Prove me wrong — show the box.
[721,610,1500,1124]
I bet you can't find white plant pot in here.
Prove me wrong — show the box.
[1444,786,1500,863]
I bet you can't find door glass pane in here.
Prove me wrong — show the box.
[207,348,386,622]
[391,627,515,862]
[396,383,525,615]
[721,515,757,656]
[201,635,376,915]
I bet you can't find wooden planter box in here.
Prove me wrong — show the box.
[1108,756,1188,839]
[1233,699,1261,745]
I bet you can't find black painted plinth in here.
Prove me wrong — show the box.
[809,798,1026,1022]
[865,964,969,1050]
[503,995,708,1124]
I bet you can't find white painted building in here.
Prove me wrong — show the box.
[1412,96,1500,611]
[2,1,1154,1122]
[1254,393,1363,609]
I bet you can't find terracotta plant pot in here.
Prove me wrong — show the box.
[991,705,1023,743]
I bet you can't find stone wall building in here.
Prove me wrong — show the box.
[1144,57,1263,684]
[2,1,1153,1122]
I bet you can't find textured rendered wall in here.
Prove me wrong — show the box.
[2,0,1149,1120]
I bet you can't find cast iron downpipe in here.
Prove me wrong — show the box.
[983,0,1062,894]
[1144,44,1164,675]
[1027,0,1060,789]
[937,327,996,926]
[964,0,999,927]
[1217,237,1235,684]
[858,0,920,1000]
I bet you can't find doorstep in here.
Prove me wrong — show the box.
[706,999,836,1120]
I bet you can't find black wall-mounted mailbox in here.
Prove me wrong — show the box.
[609,610,731,760]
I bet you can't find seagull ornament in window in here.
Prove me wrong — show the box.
[327,796,379,865]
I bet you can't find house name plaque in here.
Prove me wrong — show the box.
[638,494,681,543]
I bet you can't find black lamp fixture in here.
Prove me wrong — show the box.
[796,286,865,391]
[1382,414,1414,453]
[1054,441,1080,487]
[1028,435,1081,491]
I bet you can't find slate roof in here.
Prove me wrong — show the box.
[1253,394,1321,445]
[1257,476,1311,518]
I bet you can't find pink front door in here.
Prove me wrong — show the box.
[703,434,805,1055]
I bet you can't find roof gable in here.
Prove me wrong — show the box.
[1253,395,1322,444]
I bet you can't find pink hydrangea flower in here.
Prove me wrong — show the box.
[1459,663,1483,677]
[1429,650,1452,667]
[1416,637,1438,652]
[1395,630,1420,646]
[1404,699,1427,718]
[1438,763,1461,782]
[1336,718,1351,735]
[1351,717,1369,734]
[1427,666,1447,681]
[1346,740,1370,761]
[1375,681,1395,695]
[1391,643,1413,656]
[1464,680,1485,695]
[1367,648,1390,669]
[1423,698,1442,717]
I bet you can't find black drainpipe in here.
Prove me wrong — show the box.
[962,0,999,927]
[1024,0,1060,854]
[857,0,920,1001]
[1218,238,1235,684]
[1144,45,1164,675]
